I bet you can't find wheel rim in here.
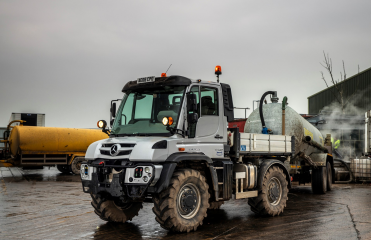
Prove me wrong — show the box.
[75,160,82,170]
[267,177,282,206]
[177,183,201,219]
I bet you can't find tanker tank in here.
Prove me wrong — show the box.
[244,103,325,158]
[1,125,108,174]
[9,126,108,156]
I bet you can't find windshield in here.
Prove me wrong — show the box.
[111,85,186,136]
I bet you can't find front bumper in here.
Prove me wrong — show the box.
[80,163,163,198]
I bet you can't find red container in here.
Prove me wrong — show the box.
[228,119,247,132]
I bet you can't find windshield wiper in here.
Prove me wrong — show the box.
[116,133,152,137]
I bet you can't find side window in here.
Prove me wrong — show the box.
[200,86,218,116]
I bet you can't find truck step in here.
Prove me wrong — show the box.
[214,167,224,170]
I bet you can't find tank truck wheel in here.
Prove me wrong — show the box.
[70,157,84,175]
[311,166,327,194]
[56,165,71,174]
[326,162,333,191]
[152,169,210,232]
[208,201,224,210]
[91,194,143,222]
[248,166,288,216]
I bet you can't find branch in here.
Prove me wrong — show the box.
[321,71,329,88]
[321,51,342,104]
[342,60,346,80]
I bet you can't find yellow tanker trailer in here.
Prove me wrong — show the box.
[0,121,108,174]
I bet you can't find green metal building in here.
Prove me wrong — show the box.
[308,66,371,115]
[307,66,371,158]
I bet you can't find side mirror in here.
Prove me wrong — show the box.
[111,103,116,118]
[187,93,198,112]
[188,113,198,124]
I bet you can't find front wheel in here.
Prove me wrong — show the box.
[152,169,210,232]
[91,194,143,222]
[248,166,288,216]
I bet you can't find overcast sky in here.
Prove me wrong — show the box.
[1,0,370,128]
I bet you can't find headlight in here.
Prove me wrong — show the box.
[162,116,173,126]
[97,120,107,129]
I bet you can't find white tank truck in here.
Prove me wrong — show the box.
[80,66,334,232]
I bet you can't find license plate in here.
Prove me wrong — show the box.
[137,76,155,84]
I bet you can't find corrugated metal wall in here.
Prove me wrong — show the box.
[308,66,371,114]
[0,127,6,149]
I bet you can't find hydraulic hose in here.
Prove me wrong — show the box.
[334,159,353,183]
[259,91,277,134]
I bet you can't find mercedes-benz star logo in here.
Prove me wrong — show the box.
[110,144,120,156]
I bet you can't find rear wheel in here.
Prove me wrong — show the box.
[248,166,288,216]
[326,162,333,191]
[91,194,142,222]
[70,157,84,175]
[312,166,327,194]
[152,169,210,232]
[57,165,70,174]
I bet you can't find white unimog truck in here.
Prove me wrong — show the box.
[80,67,333,232]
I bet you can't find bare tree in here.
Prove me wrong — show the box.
[320,51,357,114]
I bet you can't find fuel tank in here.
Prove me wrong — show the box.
[9,126,108,156]
[244,103,324,156]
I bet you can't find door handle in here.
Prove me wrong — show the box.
[215,134,223,139]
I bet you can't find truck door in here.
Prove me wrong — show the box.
[188,85,224,140]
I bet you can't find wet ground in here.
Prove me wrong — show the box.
[0,167,370,240]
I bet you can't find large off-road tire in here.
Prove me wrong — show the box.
[248,166,288,216]
[311,166,327,194]
[70,157,84,175]
[326,162,333,191]
[208,201,224,210]
[152,169,210,232]
[57,165,71,174]
[91,194,143,222]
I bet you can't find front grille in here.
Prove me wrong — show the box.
[100,150,132,156]
[102,143,136,148]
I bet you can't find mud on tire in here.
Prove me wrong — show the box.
[91,194,143,223]
[152,169,210,232]
[248,166,288,216]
